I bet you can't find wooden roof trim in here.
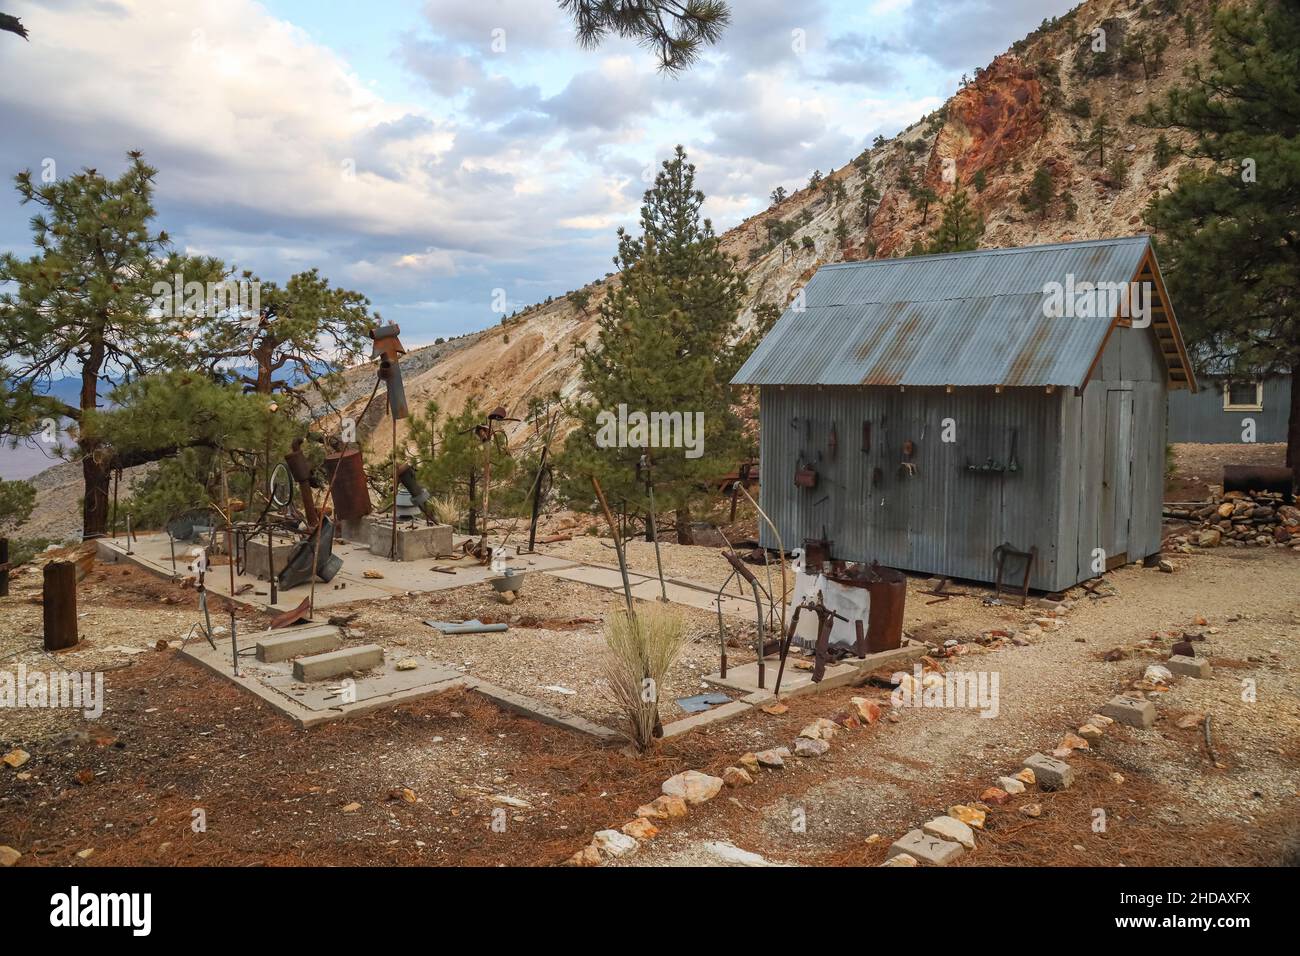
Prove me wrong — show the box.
[1138,248,1198,392]
[1079,245,1198,393]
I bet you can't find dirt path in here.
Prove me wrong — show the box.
[611,547,1300,866]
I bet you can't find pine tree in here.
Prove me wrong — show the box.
[913,185,938,224]
[570,287,592,316]
[560,0,730,74]
[0,153,225,538]
[1084,117,1116,167]
[1021,165,1055,218]
[859,178,881,224]
[1141,0,1300,470]
[0,478,35,531]
[400,399,518,533]
[1154,133,1175,168]
[196,269,373,410]
[557,146,746,543]
[926,189,984,253]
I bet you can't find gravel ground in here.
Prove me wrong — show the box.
[352,577,757,730]
[1165,442,1285,500]
[4,526,1296,868]
[612,545,1300,867]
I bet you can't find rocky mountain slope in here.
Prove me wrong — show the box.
[338,0,1216,460]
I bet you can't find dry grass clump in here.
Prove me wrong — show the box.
[603,603,687,751]
[429,494,464,528]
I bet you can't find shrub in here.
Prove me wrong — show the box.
[603,603,687,751]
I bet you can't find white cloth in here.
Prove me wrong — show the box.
[787,569,871,648]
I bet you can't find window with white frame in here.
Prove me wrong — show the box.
[1222,380,1264,412]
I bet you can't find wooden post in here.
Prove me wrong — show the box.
[0,537,9,597]
[42,560,78,651]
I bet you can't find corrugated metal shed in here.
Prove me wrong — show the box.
[734,236,1155,389]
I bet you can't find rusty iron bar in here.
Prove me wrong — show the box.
[591,476,634,616]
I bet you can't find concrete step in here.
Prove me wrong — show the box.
[292,644,385,681]
[255,625,344,663]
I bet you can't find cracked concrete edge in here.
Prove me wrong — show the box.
[462,676,626,742]
[175,642,470,729]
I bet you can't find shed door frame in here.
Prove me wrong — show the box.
[1102,388,1135,567]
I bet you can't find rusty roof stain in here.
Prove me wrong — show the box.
[732,236,1190,390]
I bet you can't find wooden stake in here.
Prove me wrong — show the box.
[42,560,78,651]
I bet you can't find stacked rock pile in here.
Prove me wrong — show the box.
[1165,489,1300,550]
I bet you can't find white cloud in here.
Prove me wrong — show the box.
[0,0,1019,341]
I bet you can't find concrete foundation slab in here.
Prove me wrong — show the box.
[255,624,344,663]
[703,640,925,698]
[179,636,467,728]
[96,534,577,614]
[367,520,454,561]
[293,644,385,681]
[243,536,298,580]
[661,700,751,737]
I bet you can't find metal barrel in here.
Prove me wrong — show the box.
[1222,464,1295,500]
[325,449,373,520]
[865,563,907,653]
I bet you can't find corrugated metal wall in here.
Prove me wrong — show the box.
[756,385,1069,591]
[757,328,1169,591]
[1057,324,1169,581]
[1167,376,1290,444]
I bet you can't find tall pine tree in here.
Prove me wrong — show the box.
[558,146,746,542]
[0,153,224,538]
[927,188,984,253]
[1140,0,1300,471]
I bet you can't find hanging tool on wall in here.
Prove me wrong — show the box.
[900,439,917,477]
[794,458,818,488]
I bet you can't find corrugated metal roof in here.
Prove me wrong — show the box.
[734,236,1155,388]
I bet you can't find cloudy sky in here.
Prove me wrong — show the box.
[0,0,1077,346]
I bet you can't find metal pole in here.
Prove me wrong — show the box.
[477,419,493,560]
[265,426,277,605]
[642,454,667,602]
[111,469,119,539]
[391,411,398,561]
[221,455,240,676]
[591,477,634,616]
